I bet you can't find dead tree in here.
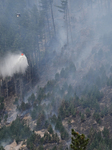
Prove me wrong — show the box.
[50,0,56,36]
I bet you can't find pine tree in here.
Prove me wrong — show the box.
[70,129,89,150]
[0,146,5,150]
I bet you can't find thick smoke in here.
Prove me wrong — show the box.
[0,52,28,78]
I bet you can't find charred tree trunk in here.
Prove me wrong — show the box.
[65,4,69,45]
[37,36,40,63]
[67,0,73,45]
[0,80,2,96]
[50,0,56,36]
[14,77,17,96]
[6,79,8,98]
[19,77,23,101]
[46,14,51,41]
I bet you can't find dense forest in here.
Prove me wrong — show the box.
[0,0,112,150]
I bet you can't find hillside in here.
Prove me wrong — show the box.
[0,0,112,150]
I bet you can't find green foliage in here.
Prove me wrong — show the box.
[0,96,4,114]
[81,114,85,122]
[36,112,46,130]
[60,68,68,78]
[47,124,53,134]
[87,86,103,102]
[45,80,56,92]
[0,97,4,103]
[41,131,59,144]
[82,86,103,110]
[83,65,108,89]
[64,85,74,100]
[55,116,69,140]
[54,62,76,81]
[58,98,78,120]
[38,145,44,150]
[31,104,43,120]
[107,75,112,86]
[13,98,18,105]
[101,106,108,117]
[93,112,101,124]
[61,129,69,140]
[0,96,5,126]
[27,130,59,149]
[100,110,105,118]
[27,133,41,150]
[18,101,31,111]
[31,107,38,120]
[85,108,91,118]
[58,100,70,119]
[70,129,89,150]
[88,128,112,150]
[109,104,112,116]
[55,73,60,81]
[44,120,49,129]
[50,114,57,124]
[0,146,5,150]
[60,62,76,79]
[52,146,57,150]
[28,93,35,105]
[4,114,8,122]
[102,128,109,138]
[0,117,31,144]
[37,87,46,104]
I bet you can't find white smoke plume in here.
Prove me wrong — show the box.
[0,52,28,78]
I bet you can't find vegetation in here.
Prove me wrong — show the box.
[18,101,31,111]
[93,112,101,125]
[0,96,4,121]
[0,146,5,150]
[36,112,46,130]
[1,0,112,149]
[27,131,59,150]
[53,116,69,140]
[85,108,91,118]
[27,133,41,150]
[87,128,112,150]
[0,117,31,144]
[70,129,89,150]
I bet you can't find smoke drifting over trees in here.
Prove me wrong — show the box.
[1,0,112,149]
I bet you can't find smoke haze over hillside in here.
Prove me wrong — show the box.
[1,0,112,149]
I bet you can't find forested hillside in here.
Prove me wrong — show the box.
[0,0,112,150]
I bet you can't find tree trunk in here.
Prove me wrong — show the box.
[50,0,56,36]
[46,14,51,40]
[14,77,17,96]
[37,36,40,63]
[0,80,2,96]
[67,0,73,45]
[6,80,8,98]
[65,4,69,45]
[19,77,23,101]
